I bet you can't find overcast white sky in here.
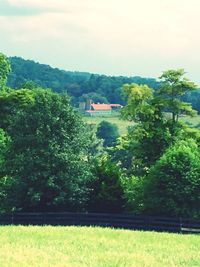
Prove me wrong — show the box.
[0,0,200,84]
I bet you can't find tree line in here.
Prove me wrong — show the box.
[7,56,200,115]
[7,56,160,106]
[0,52,200,218]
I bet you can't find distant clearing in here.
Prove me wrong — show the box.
[180,115,200,127]
[0,226,199,267]
[83,114,200,136]
[83,116,134,135]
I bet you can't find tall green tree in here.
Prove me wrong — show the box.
[158,69,197,123]
[121,83,153,122]
[0,53,11,90]
[120,83,170,174]
[122,70,197,125]
[119,70,198,174]
[2,89,93,212]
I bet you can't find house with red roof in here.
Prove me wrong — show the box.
[79,99,122,116]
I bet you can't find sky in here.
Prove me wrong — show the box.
[0,0,200,84]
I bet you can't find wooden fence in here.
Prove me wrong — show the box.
[0,212,199,233]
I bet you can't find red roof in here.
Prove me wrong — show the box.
[91,104,111,110]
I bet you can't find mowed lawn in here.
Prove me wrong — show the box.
[0,226,199,267]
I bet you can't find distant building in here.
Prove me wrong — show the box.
[110,104,123,110]
[80,99,122,116]
[87,103,112,116]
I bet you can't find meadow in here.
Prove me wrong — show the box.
[83,114,200,136]
[180,115,200,127]
[0,226,199,267]
[83,116,134,135]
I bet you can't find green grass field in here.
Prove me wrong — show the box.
[180,115,200,127]
[0,226,199,267]
[83,116,134,135]
[83,114,200,136]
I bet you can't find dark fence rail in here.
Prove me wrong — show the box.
[0,212,199,233]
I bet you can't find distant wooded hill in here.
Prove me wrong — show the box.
[7,56,200,112]
[7,57,160,106]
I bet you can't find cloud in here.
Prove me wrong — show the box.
[7,0,66,9]
[0,0,200,84]
[0,0,46,16]
[0,0,79,16]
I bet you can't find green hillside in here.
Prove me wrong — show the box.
[6,56,200,113]
[7,56,160,106]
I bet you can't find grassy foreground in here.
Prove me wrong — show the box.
[0,226,199,267]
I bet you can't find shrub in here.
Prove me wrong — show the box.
[143,139,200,218]
[88,157,124,213]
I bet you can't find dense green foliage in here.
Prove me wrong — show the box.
[119,71,198,173]
[88,157,124,213]
[7,56,200,113]
[0,53,11,90]
[111,70,200,218]
[96,120,119,147]
[0,88,35,129]
[7,57,160,106]
[0,89,93,212]
[0,53,200,219]
[143,140,200,218]
[182,89,200,114]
